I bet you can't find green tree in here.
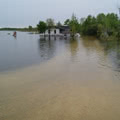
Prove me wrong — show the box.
[28,26,32,31]
[64,19,70,25]
[46,18,55,37]
[69,14,80,38]
[46,18,55,29]
[56,21,62,27]
[81,15,97,36]
[80,13,120,40]
[37,21,47,35]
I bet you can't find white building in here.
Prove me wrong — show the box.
[45,28,60,35]
[40,26,70,37]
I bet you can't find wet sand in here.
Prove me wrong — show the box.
[0,38,120,120]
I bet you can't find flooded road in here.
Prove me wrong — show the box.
[0,32,120,120]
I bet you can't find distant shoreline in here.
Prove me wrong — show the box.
[0,28,37,32]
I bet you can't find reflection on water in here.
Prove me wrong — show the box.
[81,36,120,74]
[1,31,120,74]
[69,39,79,57]
[0,31,65,72]
[100,40,120,72]
[1,32,120,120]
[38,38,56,61]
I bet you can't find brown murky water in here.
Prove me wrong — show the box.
[0,35,120,120]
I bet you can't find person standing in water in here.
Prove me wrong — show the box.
[13,31,17,37]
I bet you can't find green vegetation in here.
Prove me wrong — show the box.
[64,19,70,25]
[56,21,62,27]
[69,14,80,37]
[46,18,55,29]
[46,18,55,36]
[63,13,120,40]
[0,26,37,32]
[1,13,120,41]
[64,14,80,38]
[80,13,120,40]
[28,26,33,31]
[37,21,47,34]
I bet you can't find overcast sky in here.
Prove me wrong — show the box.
[0,0,119,27]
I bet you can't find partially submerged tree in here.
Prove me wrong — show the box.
[69,14,80,38]
[28,26,33,31]
[37,21,47,35]
[46,18,55,37]
[46,18,55,29]
[80,13,120,40]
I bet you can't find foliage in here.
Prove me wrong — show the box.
[80,15,97,36]
[69,14,80,36]
[0,27,37,32]
[80,13,120,40]
[28,26,33,31]
[1,12,120,41]
[56,21,62,27]
[37,21,47,33]
[64,19,70,25]
[64,14,80,37]
[46,18,55,29]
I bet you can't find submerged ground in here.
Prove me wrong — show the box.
[0,32,120,120]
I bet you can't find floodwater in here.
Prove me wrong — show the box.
[0,31,60,72]
[0,32,120,120]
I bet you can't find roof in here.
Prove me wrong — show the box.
[46,26,70,30]
[58,25,70,30]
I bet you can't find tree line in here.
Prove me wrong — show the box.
[1,13,120,40]
[80,13,120,40]
[37,13,120,40]
[0,26,37,32]
[37,14,80,38]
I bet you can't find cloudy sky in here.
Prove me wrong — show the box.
[0,0,119,27]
